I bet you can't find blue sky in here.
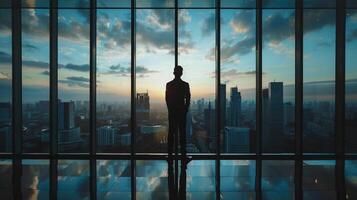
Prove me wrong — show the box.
[0,6,357,103]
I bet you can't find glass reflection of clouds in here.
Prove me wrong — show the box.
[136,160,168,200]
[97,160,131,200]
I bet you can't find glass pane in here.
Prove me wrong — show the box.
[347,0,357,8]
[346,160,357,200]
[179,0,215,8]
[97,160,131,200]
[0,1,11,8]
[57,160,90,200]
[136,160,168,199]
[0,160,12,199]
[22,160,49,200]
[221,0,256,8]
[262,160,294,199]
[303,0,335,8]
[262,9,295,153]
[22,8,50,153]
[186,160,215,199]
[303,9,335,153]
[96,9,131,153]
[0,9,12,153]
[263,0,295,8]
[59,0,90,8]
[303,160,336,200]
[98,0,131,8]
[136,9,174,153]
[58,9,90,153]
[22,0,49,7]
[220,160,255,199]
[220,9,256,154]
[179,9,216,153]
[136,0,174,8]
[346,9,357,153]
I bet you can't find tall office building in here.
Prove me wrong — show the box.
[204,102,216,139]
[97,126,117,146]
[197,98,205,113]
[58,101,75,130]
[220,84,226,129]
[137,92,150,122]
[229,87,242,127]
[58,101,81,152]
[262,88,270,145]
[269,82,284,138]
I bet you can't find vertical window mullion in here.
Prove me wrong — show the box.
[215,0,221,199]
[336,0,346,199]
[89,0,97,199]
[295,0,303,199]
[11,0,22,199]
[256,0,262,200]
[49,0,58,199]
[174,0,179,198]
[131,0,136,199]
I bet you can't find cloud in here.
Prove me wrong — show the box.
[220,69,261,79]
[0,72,10,80]
[201,13,215,37]
[62,63,89,72]
[347,29,357,42]
[103,64,158,78]
[229,10,255,34]
[23,44,38,50]
[0,51,50,69]
[59,76,89,88]
[0,9,11,34]
[0,51,11,63]
[210,10,337,63]
[211,69,263,83]
[66,76,89,82]
[40,70,50,75]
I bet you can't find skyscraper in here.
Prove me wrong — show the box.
[269,82,284,138]
[136,92,150,122]
[58,101,75,130]
[97,126,117,146]
[229,87,241,127]
[262,88,270,147]
[58,101,81,152]
[204,102,216,140]
[220,84,226,129]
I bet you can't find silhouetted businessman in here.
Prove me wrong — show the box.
[166,65,191,200]
[166,65,190,156]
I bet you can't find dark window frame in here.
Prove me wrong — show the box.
[0,0,352,200]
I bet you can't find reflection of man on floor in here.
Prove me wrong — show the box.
[166,65,191,200]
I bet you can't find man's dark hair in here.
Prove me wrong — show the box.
[174,65,183,74]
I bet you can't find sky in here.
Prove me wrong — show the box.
[0,1,357,103]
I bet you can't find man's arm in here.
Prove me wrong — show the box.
[165,83,169,109]
[185,83,191,112]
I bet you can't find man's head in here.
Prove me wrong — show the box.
[174,65,183,78]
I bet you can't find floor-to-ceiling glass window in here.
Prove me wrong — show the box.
[220,2,256,154]
[58,0,90,153]
[1,1,357,199]
[96,2,131,153]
